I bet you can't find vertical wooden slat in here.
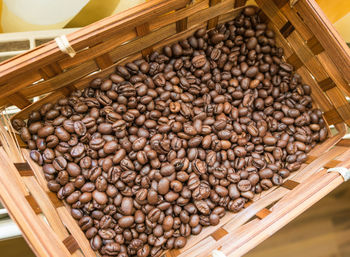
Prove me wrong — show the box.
[176,17,188,33]
[7,92,32,109]
[136,23,152,57]
[207,0,221,29]
[95,53,113,69]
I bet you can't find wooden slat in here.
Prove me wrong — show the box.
[110,23,175,63]
[0,150,72,257]
[0,0,190,85]
[336,139,350,147]
[326,90,350,126]
[0,71,42,101]
[255,208,272,219]
[280,21,295,38]
[324,108,344,125]
[14,162,34,176]
[255,0,289,29]
[211,227,229,241]
[306,35,325,55]
[12,91,65,121]
[207,0,221,29]
[176,17,188,33]
[286,53,303,70]
[324,159,342,169]
[19,60,98,99]
[317,51,350,99]
[94,53,113,70]
[234,0,248,8]
[58,31,136,70]
[47,192,64,208]
[294,0,350,84]
[7,92,32,109]
[149,0,209,31]
[282,180,300,190]
[25,194,42,214]
[272,0,289,9]
[279,2,313,41]
[62,235,80,254]
[136,23,153,57]
[40,63,63,79]
[318,77,336,92]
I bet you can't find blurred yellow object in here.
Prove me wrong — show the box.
[334,13,350,42]
[316,0,350,42]
[316,0,350,23]
[0,0,89,33]
[65,0,146,28]
[0,0,347,43]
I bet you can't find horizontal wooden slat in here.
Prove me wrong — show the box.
[0,71,42,101]
[336,139,350,147]
[20,60,98,99]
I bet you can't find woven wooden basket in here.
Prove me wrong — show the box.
[0,0,350,256]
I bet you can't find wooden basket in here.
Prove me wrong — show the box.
[0,0,350,256]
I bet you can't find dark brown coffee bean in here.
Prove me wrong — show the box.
[192,55,207,68]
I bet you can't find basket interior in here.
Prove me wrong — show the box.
[0,0,350,257]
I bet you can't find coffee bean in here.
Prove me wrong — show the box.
[192,55,207,68]
[118,216,135,228]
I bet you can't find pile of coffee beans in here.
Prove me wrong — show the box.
[14,6,328,257]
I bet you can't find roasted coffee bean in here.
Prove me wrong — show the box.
[20,8,327,256]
